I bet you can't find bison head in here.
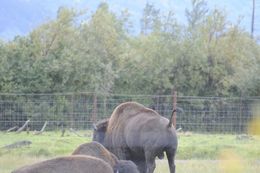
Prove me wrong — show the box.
[92,119,109,144]
[114,160,140,173]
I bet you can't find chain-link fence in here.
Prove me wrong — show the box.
[0,93,259,134]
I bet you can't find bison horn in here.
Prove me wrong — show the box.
[93,124,97,130]
[168,109,177,128]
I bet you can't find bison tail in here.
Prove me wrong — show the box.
[168,109,176,128]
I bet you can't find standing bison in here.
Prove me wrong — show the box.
[93,102,178,173]
[72,141,139,173]
[12,155,114,173]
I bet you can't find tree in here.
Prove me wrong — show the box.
[75,2,126,94]
[0,1,259,97]
[25,7,78,92]
[140,3,161,35]
[185,0,208,29]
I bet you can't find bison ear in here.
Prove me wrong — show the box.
[93,124,97,130]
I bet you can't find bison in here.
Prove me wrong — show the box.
[72,141,139,173]
[12,155,114,173]
[93,102,178,173]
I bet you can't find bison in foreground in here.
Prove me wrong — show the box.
[93,102,178,173]
[72,141,139,173]
[12,155,113,173]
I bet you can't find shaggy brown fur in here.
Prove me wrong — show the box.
[108,102,158,132]
[105,102,162,158]
[12,155,113,173]
[105,102,160,159]
[72,141,117,167]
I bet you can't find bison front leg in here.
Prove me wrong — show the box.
[145,151,156,173]
[166,148,176,173]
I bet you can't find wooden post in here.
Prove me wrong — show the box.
[91,93,97,122]
[103,95,107,119]
[172,90,177,128]
[69,94,75,128]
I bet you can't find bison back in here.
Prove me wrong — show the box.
[72,141,118,167]
[12,155,113,173]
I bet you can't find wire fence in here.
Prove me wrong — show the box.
[0,93,259,134]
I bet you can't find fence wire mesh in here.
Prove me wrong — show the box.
[0,93,259,134]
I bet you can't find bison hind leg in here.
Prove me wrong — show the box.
[166,148,177,173]
[144,150,156,173]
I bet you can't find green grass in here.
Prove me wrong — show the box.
[0,131,91,157]
[155,160,260,173]
[177,133,260,159]
[0,131,259,173]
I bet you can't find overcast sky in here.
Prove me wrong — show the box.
[0,0,258,40]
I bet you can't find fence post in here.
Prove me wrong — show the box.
[103,95,107,119]
[172,90,177,128]
[91,93,97,123]
[239,95,243,133]
[69,94,75,128]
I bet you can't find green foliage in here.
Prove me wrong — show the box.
[0,1,259,96]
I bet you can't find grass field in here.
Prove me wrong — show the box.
[0,131,259,173]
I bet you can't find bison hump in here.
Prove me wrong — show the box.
[108,102,159,131]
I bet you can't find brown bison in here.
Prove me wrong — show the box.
[12,155,114,173]
[93,102,178,173]
[72,141,139,173]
